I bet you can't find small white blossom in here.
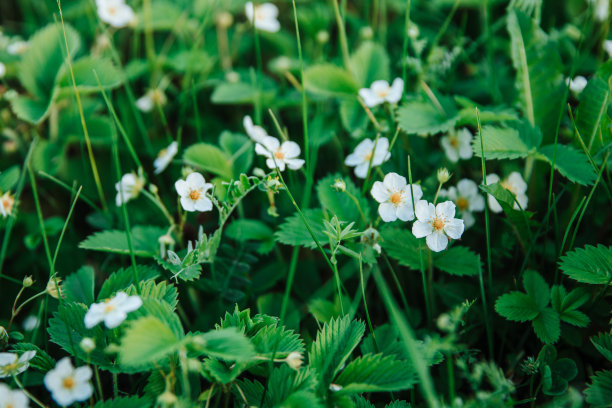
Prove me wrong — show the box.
[0,383,29,408]
[154,141,178,174]
[22,315,40,332]
[136,89,166,112]
[7,41,28,55]
[285,352,303,370]
[485,172,528,213]
[84,292,142,329]
[243,115,270,144]
[0,62,5,78]
[440,179,485,229]
[115,172,145,206]
[358,78,404,107]
[566,76,588,94]
[0,351,36,378]
[344,137,391,178]
[605,40,612,59]
[412,200,465,252]
[80,338,96,353]
[97,0,135,28]
[44,358,93,407]
[175,172,214,212]
[0,191,15,218]
[589,0,610,21]
[371,172,423,222]
[255,136,305,171]
[441,128,473,163]
[245,2,280,33]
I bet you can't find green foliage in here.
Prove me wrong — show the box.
[472,121,541,160]
[585,370,612,407]
[317,174,370,228]
[119,316,181,370]
[10,343,56,372]
[559,245,612,285]
[304,64,359,97]
[275,208,327,249]
[63,265,95,305]
[396,95,459,136]
[537,144,597,186]
[183,143,233,180]
[79,226,166,257]
[591,332,612,363]
[97,266,160,301]
[349,42,390,87]
[334,354,418,394]
[225,219,275,254]
[93,397,152,408]
[0,166,20,192]
[193,328,255,361]
[537,345,578,396]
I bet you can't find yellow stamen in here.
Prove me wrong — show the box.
[189,189,201,201]
[274,151,285,160]
[433,218,445,231]
[63,376,75,390]
[456,197,469,211]
[390,192,402,206]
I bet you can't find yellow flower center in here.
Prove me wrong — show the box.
[274,150,285,160]
[376,89,389,98]
[390,192,402,206]
[1,196,14,213]
[157,148,167,158]
[3,361,18,373]
[449,136,459,148]
[433,218,445,231]
[108,6,117,15]
[501,181,515,194]
[63,376,76,390]
[456,197,469,211]
[189,189,202,201]
[364,152,373,161]
[104,304,116,313]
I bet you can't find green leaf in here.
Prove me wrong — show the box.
[134,1,182,30]
[396,95,459,136]
[433,246,481,276]
[303,64,359,97]
[10,343,56,372]
[309,316,365,390]
[585,370,612,407]
[93,397,152,408]
[97,265,160,301]
[380,227,428,271]
[211,81,276,105]
[532,308,561,344]
[275,208,328,249]
[194,328,256,361]
[119,316,181,369]
[523,270,550,310]
[79,226,166,257]
[58,57,122,93]
[334,354,418,394]
[316,174,369,228]
[225,219,275,254]
[349,42,390,87]
[591,332,612,363]
[0,166,20,192]
[183,143,233,180]
[125,280,178,310]
[507,9,565,140]
[250,324,305,357]
[536,144,597,186]
[575,75,610,152]
[63,266,95,305]
[495,292,539,322]
[219,131,253,177]
[472,121,541,159]
[559,245,612,285]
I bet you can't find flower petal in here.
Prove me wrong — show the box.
[386,78,404,103]
[444,218,464,240]
[426,231,448,252]
[281,141,301,158]
[378,202,397,222]
[186,172,206,188]
[415,200,434,222]
[412,220,432,238]
[180,196,196,212]
[383,172,406,191]
[175,179,189,197]
[396,203,415,221]
[354,163,370,179]
[194,197,213,212]
[436,201,456,219]
[370,181,389,203]
[359,88,383,107]
[285,158,305,170]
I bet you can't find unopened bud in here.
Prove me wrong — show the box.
[22,276,33,287]
[437,167,451,184]
[285,352,303,370]
[157,391,178,406]
[332,178,346,192]
[316,30,329,44]
[46,276,63,299]
[80,338,96,353]
[215,11,233,28]
[360,26,374,40]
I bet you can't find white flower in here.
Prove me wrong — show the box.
[441,128,473,163]
[255,136,305,171]
[245,2,280,33]
[0,351,36,378]
[0,62,5,78]
[285,352,303,370]
[44,358,93,407]
[22,315,40,331]
[371,172,423,222]
[344,137,391,178]
[589,0,610,21]
[358,78,404,107]
[84,291,142,329]
[243,115,269,144]
[0,191,15,218]
[7,41,28,55]
[605,40,612,59]
[0,383,29,408]
[136,89,167,112]
[175,172,214,212]
[412,200,465,252]
[115,172,145,206]
[440,179,485,229]
[566,76,588,94]
[154,141,178,174]
[80,338,96,353]
[485,172,528,213]
[97,0,135,28]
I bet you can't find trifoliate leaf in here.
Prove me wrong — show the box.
[559,245,612,285]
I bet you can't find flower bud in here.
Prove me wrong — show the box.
[22,275,33,287]
[436,313,453,332]
[215,11,233,28]
[437,167,451,184]
[316,30,329,44]
[80,337,96,353]
[332,178,346,192]
[46,276,63,299]
[285,352,303,370]
[0,326,8,342]
[225,71,240,83]
[149,184,159,195]
[360,26,374,40]
[157,391,178,407]
[253,167,266,178]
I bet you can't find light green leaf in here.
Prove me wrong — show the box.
[0,166,20,192]
[559,245,612,285]
[472,121,541,159]
[97,265,160,301]
[575,74,610,151]
[79,226,166,257]
[119,316,181,368]
[536,144,597,186]
[183,143,233,180]
[194,328,256,362]
[349,42,390,87]
[396,95,459,136]
[58,57,122,93]
[275,208,328,249]
[380,227,428,271]
[219,131,253,177]
[303,64,359,97]
[316,174,369,228]
[335,354,418,394]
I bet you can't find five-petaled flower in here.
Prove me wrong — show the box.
[344,137,391,179]
[359,78,404,107]
[84,292,142,329]
[255,136,305,171]
[175,172,214,212]
[96,0,135,28]
[115,172,145,207]
[441,128,473,163]
[566,76,588,94]
[371,172,423,222]
[0,383,29,408]
[440,179,485,229]
[154,141,178,174]
[412,200,465,252]
[485,172,528,213]
[245,2,280,33]
[0,351,36,378]
[0,191,15,218]
[44,358,93,407]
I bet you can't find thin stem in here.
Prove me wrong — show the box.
[28,166,53,272]
[331,0,351,71]
[476,109,493,288]
[13,375,47,408]
[478,258,494,360]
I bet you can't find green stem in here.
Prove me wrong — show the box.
[476,109,493,288]
[13,375,47,408]
[331,0,351,71]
